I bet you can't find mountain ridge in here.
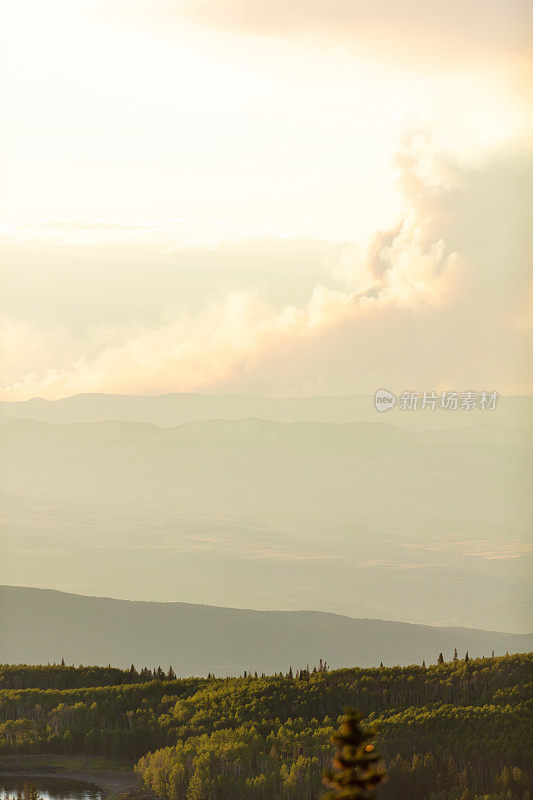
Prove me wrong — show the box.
[1,416,530,448]
[1,586,530,676]
[2,583,530,632]
[1,391,531,430]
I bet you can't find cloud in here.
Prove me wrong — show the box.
[180,0,533,67]
[1,136,532,400]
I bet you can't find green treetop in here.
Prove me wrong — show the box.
[322,708,386,800]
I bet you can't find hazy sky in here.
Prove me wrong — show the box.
[1,0,532,399]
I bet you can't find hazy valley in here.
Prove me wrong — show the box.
[0,394,531,633]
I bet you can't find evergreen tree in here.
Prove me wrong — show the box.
[464,651,469,663]
[322,708,386,799]
[23,785,41,800]
[453,647,458,663]
[437,653,444,664]
[167,665,176,680]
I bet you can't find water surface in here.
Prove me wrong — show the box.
[0,777,102,800]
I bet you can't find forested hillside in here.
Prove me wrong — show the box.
[0,654,531,800]
[0,663,162,690]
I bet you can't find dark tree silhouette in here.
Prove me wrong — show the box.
[322,708,386,799]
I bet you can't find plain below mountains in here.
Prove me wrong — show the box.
[0,586,531,676]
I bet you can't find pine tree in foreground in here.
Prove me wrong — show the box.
[322,708,386,799]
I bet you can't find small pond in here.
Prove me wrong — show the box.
[0,777,102,800]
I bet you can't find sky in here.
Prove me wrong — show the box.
[1,0,532,400]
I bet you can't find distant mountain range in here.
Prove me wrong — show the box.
[1,391,531,430]
[0,586,530,676]
[1,415,530,448]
